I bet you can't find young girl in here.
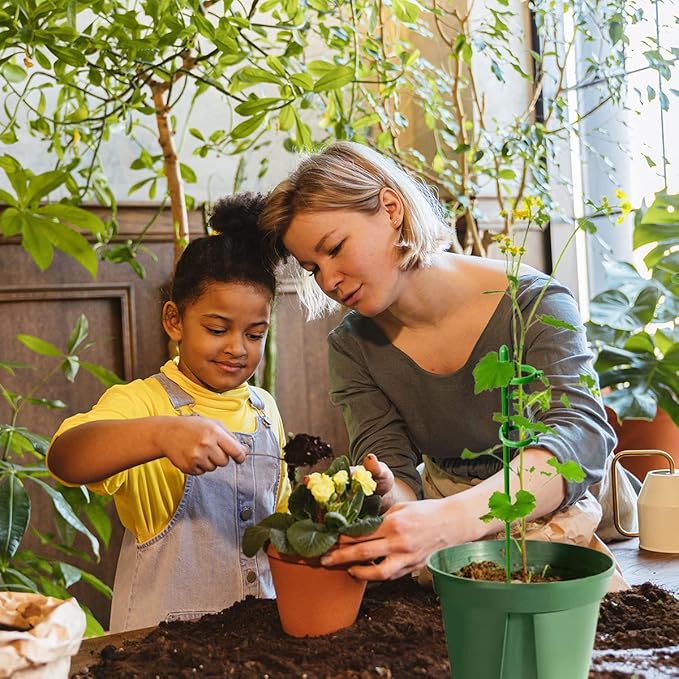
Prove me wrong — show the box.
[47,193,289,632]
[259,141,626,584]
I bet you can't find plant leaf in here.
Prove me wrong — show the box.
[28,478,99,559]
[242,524,272,557]
[16,334,62,357]
[339,515,382,537]
[546,458,586,483]
[324,511,348,530]
[0,475,31,559]
[473,351,514,393]
[538,314,577,332]
[484,489,536,523]
[287,519,337,557]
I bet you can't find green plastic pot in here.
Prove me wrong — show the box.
[427,540,614,679]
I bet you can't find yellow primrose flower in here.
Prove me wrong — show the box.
[352,466,377,496]
[512,208,529,220]
[305,472,335,505]
[332,470,349,493]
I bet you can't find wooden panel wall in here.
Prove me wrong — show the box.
[0,206,348,628]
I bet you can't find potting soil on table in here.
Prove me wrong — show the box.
[73,578,679,678]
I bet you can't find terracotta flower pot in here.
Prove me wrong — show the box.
[266,545,367,637]
[606,406,679,482]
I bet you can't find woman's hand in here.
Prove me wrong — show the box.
[160,416,247,475]
[321,497,462,580]
[360,453,395,508]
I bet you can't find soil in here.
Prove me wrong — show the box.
[457,559,559,583]
[283,434,335,483]
[73,578,679,679]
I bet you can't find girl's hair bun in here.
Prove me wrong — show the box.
[208,192,279,271]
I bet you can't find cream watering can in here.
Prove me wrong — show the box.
[612,449,679,553]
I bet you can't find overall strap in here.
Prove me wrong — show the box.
[246,385,271,428]
[152,373,195,412]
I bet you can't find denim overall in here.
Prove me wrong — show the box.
[109,373,280,632]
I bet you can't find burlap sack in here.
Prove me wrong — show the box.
[419,455,630,592]
[0,593,86,679]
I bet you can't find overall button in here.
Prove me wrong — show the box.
[245,570,257,584]
[240,507,253,521]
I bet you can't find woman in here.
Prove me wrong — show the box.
[260,141,619,582]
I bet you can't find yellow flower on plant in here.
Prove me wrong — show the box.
[332,470,349,493]
[352,466,377,496]
[614,188,627,201]
[512,208,529,220]
[305,472,335,505]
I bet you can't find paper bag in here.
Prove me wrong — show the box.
[0,593,86,679]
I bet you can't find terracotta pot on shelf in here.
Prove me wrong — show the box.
[606,407,679,482]
[266,544,367,638]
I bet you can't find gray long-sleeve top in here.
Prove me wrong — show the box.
[328,273,615,507]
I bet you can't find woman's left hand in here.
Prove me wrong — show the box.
[321,497,458,580]
[360,453,394,505]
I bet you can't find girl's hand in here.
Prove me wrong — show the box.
[321,498,460,580]
[159,416,247,475]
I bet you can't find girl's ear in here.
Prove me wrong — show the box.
[162,301,183,342]
[379,187,405,229]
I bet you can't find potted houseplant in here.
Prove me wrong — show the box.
[426,200,615,679]
[587,190,679,480]
[243,454,382,637]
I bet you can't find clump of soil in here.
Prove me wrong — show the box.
[73,580,679,678]
[284,433,334,483]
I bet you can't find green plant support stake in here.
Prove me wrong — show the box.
[499,345,512,581]
[498,344,544,581]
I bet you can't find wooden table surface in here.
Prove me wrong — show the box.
[609,537,679,592]
[70,538,679,676]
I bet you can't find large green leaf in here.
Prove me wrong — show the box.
[589,287,660,331]
[473,351,514,393]
[243,525,272,557]
[24,171,69,206]
[287,519,337,557]
[482,489,536,524]
[604,387,657,422]
[339,515,382,537]
[81,361,124,387]
[67,314,89,353]
[27,215,98,277]
[634,191,679,268]
[17,334,62,356]
[0,476,31,559]
[28,478,100,559]
[21,215,54,271]
[287,483,315,519]
[37,203,106,235]
[314,65,354,92]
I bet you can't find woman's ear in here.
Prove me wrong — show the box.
[162,301,183,342]
[379,187,405,229]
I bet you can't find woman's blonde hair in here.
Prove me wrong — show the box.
[260,141,451,318]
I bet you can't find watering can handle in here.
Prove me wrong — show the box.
[611,449,676,538]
